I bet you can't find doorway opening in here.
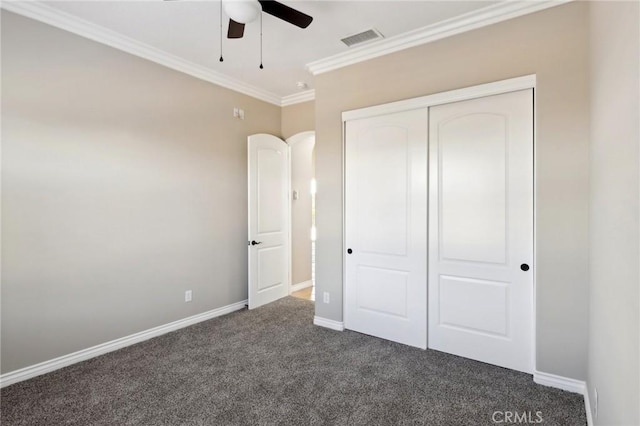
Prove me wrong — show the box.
[287,131,316,302]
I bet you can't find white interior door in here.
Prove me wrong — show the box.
[248,133,290,309]
[428,90,534,373]
[345,109,428,349]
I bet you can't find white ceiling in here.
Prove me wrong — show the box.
[38,1,499,99]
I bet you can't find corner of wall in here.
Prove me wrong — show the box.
[281,101,316,140]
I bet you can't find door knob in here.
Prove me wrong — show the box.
[347,248,353,254]
[520,263,530,271]
[251,240,262,246]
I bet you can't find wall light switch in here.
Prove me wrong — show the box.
[185,290,192,302]
[233,107,245,120]
[292,190,299,200]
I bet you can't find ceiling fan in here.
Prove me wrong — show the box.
[223,0,313,39]
[164,0,313,67]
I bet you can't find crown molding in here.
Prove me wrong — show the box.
[1,1,283,106]
[280,89,315,107]
[306,0,572,75]
[2,1,569,105]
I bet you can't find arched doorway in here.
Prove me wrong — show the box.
[287,131,315,301]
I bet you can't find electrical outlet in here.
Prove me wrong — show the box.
[323,292,330,304]
[594,387,598,418]
[185,290,192,302]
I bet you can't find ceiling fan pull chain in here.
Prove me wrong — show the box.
[219,0,224,62]
[259,12,264,69]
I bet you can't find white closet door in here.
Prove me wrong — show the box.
[248,134,290,310]
[345,109,428,349]
[428,90,534,373]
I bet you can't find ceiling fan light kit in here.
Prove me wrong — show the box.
[223,0,313,40]
[220,0,313,70]
[223,0,261,24]
[170,0,313,69]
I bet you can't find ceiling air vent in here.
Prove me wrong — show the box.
[340,29,384,48]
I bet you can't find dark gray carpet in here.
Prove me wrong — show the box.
[1,297,585,425]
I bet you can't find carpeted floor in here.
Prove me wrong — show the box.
[1,297,586,425]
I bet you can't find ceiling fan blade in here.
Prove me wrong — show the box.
[227,19,245,39]
[257,0,313,29]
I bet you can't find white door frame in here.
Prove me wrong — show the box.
[341,74,537,370]
[286,131,316,295]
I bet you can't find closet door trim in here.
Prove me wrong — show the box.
[342,74,536,122]
[341,74,537,369]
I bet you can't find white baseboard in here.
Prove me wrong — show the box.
[533,370,586,394]
[313,316,345,331]
[584,385,594,426]
[0,300,248,388]
[290,280,313,293]
[534,370,592,425]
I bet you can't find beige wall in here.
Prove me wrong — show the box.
[1,12,281,373]
[588,2,640,424]
[290,136,315,285]
[314,2,590,380]
[281,101,315,140]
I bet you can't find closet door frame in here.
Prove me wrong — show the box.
[341,74,537,368]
